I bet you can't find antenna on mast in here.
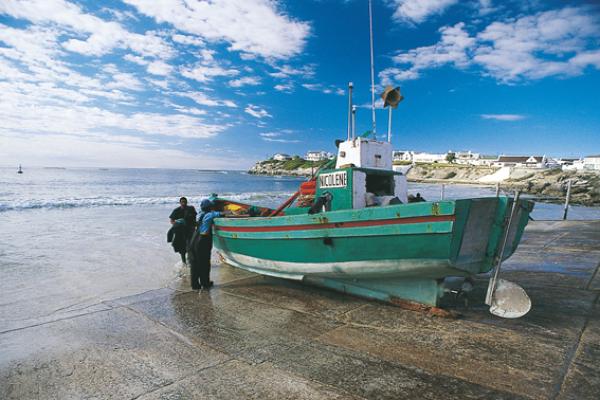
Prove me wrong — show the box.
[368,0,376,140]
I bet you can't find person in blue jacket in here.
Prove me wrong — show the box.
[188,199,229,290]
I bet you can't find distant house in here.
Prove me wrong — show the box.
[545,157,561,169]
[493,155,548,168]
[273,153,292,161]
[393,151,446,163]
[475,155,499,166]
[558,158,579,170]
[558,158,580,166]
[454,150,481,165]
[560,158,582,171]
[583,155,600,171]
[305,151,330,162]
[412,152,448,163]
[392,150,412,162]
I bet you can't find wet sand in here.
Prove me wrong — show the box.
[1,220,599,399]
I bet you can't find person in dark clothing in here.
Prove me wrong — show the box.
[168,197,197,264]
[407,192,427,203]
[188,199,228,290]
[167,220,188,257]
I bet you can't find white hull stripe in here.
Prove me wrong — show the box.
[217,250,452,280]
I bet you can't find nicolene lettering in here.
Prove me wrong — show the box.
[319,172,347,188]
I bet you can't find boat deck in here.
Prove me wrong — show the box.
[2,220,599,399]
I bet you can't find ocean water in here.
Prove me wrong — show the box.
[1,167,599,331]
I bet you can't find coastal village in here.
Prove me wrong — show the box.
[267,150,600,171]
[250,149,600,205]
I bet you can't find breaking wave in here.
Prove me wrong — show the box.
[0,192,292,213]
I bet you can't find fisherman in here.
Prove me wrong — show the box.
[188,199,229,290]
[407,192,426,203]
[168,197,197,264]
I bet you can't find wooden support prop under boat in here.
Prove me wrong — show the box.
[270,190,300,217]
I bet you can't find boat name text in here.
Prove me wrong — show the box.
[319,171,347,189]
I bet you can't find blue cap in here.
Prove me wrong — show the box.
[200,199,213,212]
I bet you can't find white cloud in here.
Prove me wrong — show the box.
[380,22,474,83]
[147,78,169,90]
[245,104,271,118]
[0,0,173,58]
[181,64,239,83]
[382,6,600,84]
[269,64,315,79]
[147,60,173,76]
[176,92,237,108]
[0,25,136,102]
[172,33,204,47]
[0,88,224,139]
[228,76,261,88]
[0,2,266,169]
[123,54,173,76]
[391,0,458,24]
[274,83,294,92]
[123,0,310,59]
[477,0,496,16]
[259,130,299,143]
[123,54,148,65]
[261,137,300,143]
[103,64,144,91]
[481,114,526,121]
[473,7,600,82]
[259,132,281,138]
[302,83,345,96]
[302,83,320,91]
[0,132,245,169]
[258,129,296,143]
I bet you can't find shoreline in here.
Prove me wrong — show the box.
[248,161,600,206]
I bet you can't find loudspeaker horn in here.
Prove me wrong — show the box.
[380,86,403,108]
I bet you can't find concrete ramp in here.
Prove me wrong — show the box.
[479,166,510,183]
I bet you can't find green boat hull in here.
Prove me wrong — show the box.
[213,197,533,306]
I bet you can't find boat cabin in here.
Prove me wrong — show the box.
[214,138,408,217]
[286,138,408,214]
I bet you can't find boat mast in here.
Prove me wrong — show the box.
[347,82,353,141]
[368,0,377,140]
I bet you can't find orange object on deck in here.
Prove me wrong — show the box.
[300,181,316,195]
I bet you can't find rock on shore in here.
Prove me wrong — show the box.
[248,159,327,177]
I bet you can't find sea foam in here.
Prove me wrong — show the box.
[0,192,291,212]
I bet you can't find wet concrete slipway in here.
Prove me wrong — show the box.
[1,220,599,400]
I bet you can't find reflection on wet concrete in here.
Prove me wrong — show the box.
[1,221,599,399]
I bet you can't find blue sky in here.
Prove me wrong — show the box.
[1,0,599,169]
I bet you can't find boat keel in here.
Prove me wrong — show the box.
[304,276,446,307]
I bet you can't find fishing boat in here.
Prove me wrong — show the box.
[210,1,534,318]
[211,130,534,316]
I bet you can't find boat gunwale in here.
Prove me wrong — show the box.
[215,198,464,227]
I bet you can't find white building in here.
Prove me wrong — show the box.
[493,155,549,169]
[392,151,448,163]
[475,155,498,166]
[273,153,292,161]
[583,155,600,171]
[305,151,331,162]
[454,151,481,165]
[412,152,448,163]
[545,157,561,169]
[554,158,585,171]
[392,150,412,162]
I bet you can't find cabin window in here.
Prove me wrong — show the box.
[365,174,394,196]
